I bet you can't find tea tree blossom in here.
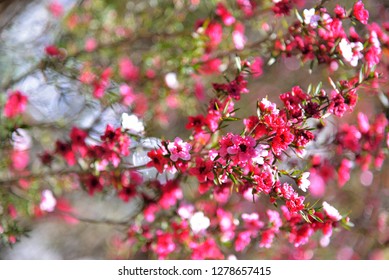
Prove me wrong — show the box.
[167,137,192,162]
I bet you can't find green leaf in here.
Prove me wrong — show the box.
[314,82,322,96]
[310,214,324,223]
[235,55,242,72]
[307,83,312,94]
[295,9,303,23]
[228,173,239,185]
[300,211,312,223]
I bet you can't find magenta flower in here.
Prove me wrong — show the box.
[3,90,28,118]
[215,2,235,26]
[226,134,256,163]
[353,1,369,25]
[167,137,192,162]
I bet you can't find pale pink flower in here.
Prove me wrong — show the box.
[167,137,192,162]
[323,201,342,221]
[40,190,57,212]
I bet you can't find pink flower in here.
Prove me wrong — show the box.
[232,22,246,50]
[334,5,346,19]
[154,232,176,259]
[167,137,192,162]
[119,84,136,106]
[48,1,64,17]
[338,158,352,187]
[11,150,29,170]
[85,38,97,52]
[190,238,224,260]
[204,21,223,49]
[353,1,369,25]
[259,98,279,115]
[242,213,264,231]
[216,3,235,26]
[267,210,282,232]
[119,57,139,81]
[235,231,252,252]
[226,135,256,163]
[4,91,28,118]
[143,203,159,223]
[308,169,325,198]
[237,0,256,17]
[159,180,183,210]
[328,91,347,117]
[259,230,275,248]
[93,67,112,99]
[251,57,263,78]
[253,167,275,194]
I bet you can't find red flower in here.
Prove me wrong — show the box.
[84,175,104,195]
[45,45,61,56]
[3,91,28,118]
[186,115,206,132]
[55,141,76,166]
[70,127,88,157]
[101,124,130,157]
[328,91,347,117]
[147,149,169,173]
[118,185,136,202]
[212,74,249,100]
[272,0,293,16]
[353,1,369,25]
[272,128,294,155]
[189,157,214,183]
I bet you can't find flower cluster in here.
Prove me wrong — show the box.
[274,2,384,70]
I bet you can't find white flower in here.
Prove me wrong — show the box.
[339,39,364,67]
[165,72,179,89]
[12,129,32,150]
[252,144,269,165]
[189,212,210,233]
[40,190,57,212]
[323,201,342,221]
[297,172,310,192]
[121,113,144,134]
[303,8,320,28]
[178,204,194,219]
